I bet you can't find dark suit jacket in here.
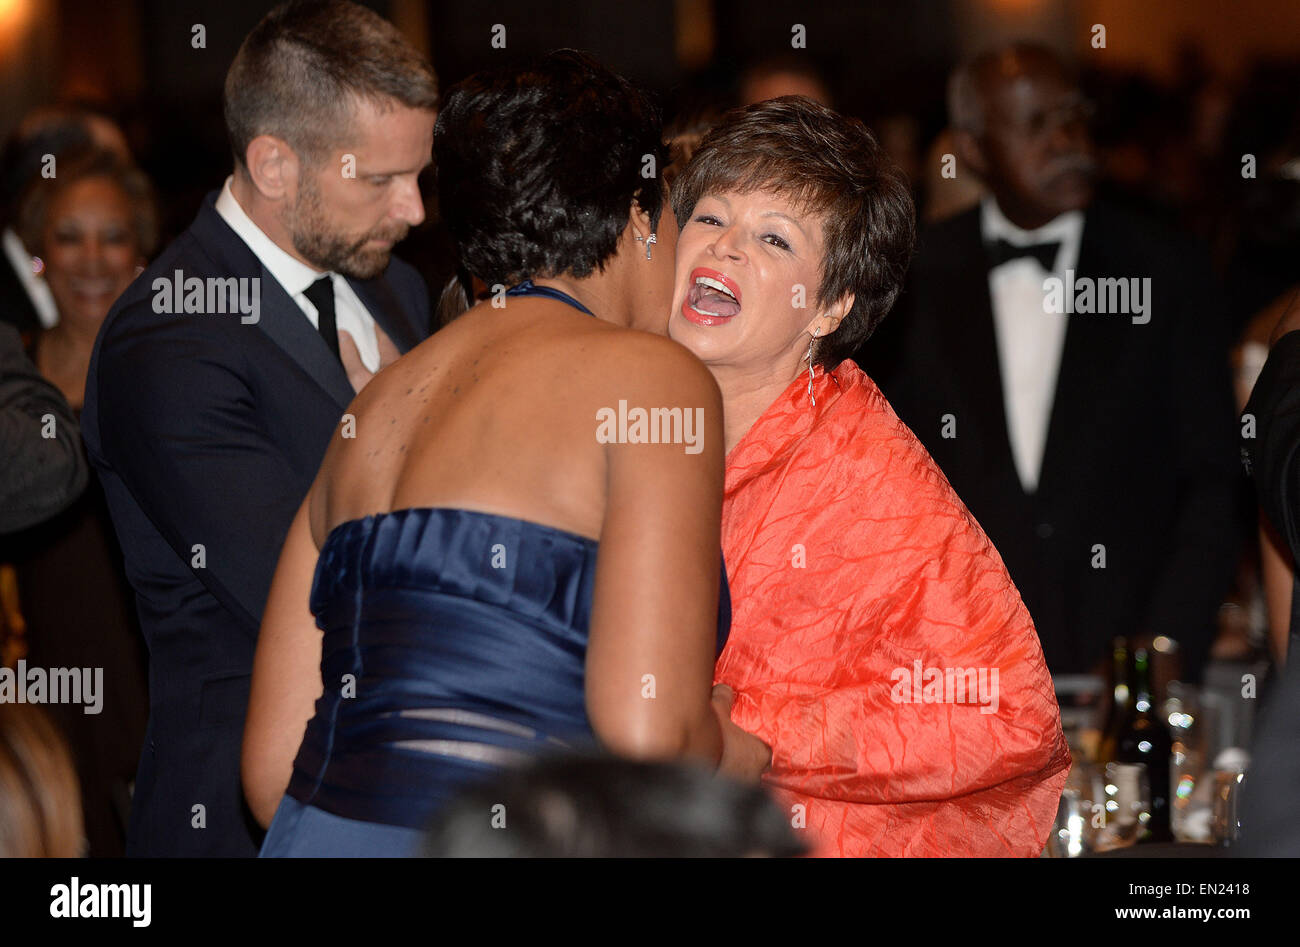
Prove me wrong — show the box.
[81,193,430,856]
[861,201,1240,679]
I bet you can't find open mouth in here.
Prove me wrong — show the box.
[683,267,742,325]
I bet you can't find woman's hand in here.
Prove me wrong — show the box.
[711,683,772,784]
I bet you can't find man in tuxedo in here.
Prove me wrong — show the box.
[862,43,1239,680]
[81,0,437,856]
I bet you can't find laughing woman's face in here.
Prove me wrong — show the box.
[668,188,835,383]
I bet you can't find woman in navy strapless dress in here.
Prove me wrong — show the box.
[245,53,770,857]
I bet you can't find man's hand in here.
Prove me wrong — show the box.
[711,683,772,784]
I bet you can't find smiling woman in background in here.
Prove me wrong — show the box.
[668,96,1071,857]
[0,145,154,858]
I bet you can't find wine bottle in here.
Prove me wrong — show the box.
[1095,637,1131,765]
[1116,648,1174,842]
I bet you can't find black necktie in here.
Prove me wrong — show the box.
[303,276,341,364]
[985,237,1061,272]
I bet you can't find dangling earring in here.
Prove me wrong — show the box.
[635,232,657,260]
[806,328,820,406]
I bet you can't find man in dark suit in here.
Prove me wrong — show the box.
[862,43,1239,680]
[81,0,437,856]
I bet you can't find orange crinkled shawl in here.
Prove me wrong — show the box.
[717,359,1071,857]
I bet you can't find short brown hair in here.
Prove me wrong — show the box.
[17,146,158,259]
[0,704,84,857]
[672,96,915,368]
[224,0,438,171]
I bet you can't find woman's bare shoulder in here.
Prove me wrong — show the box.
[577,326,721,403]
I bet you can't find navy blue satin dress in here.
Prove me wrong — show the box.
[260,283,731,858]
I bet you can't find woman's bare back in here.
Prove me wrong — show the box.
[309,296,653,549]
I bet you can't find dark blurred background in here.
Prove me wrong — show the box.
[2,0,1296,291]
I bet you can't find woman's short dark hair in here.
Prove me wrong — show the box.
[672,96,916,369]
[434,49,670,288]
[224,0,438,171]
[17,146,158,259]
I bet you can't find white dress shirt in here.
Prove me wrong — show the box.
[3,228,59,329]
[214,177,382,372]
[980,197,1085,494]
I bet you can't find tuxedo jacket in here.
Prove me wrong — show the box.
[861,200,1240,679]
[82,193,430,856]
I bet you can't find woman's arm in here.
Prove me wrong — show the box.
[242,495,325,828]
[585,339,726,765]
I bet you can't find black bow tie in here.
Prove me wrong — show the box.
[985,237,1061,272]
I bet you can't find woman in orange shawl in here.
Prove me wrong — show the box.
[667,96,1070,857]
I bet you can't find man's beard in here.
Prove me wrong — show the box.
[285,173,410,280]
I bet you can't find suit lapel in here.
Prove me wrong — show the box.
[939,211,1018,480]
[188,194,416,412]
[254,266,355,410]
[1036,209,1111,499]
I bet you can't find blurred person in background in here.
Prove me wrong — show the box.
[1234,287,1299,663]
[0,145,155,857]
[0,106,131,335]
[738,54,834,108]
[667,96,1068,857]
[863,42,1240,683]
[1,319,89,675]
[0,321,87,536]
[0,702,85,857]
[1238,288,1300,855]
[424,754,804,858]
[664,95,729,191]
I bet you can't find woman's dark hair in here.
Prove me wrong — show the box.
[17,146,159,259]
[672,96,916,369]
[423,753,807,857]
[435,49,670,288]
